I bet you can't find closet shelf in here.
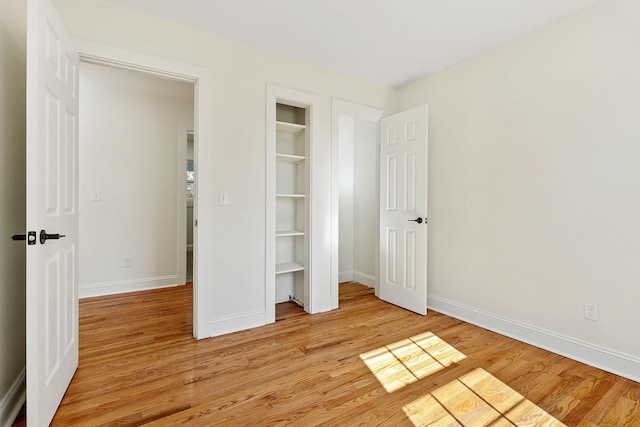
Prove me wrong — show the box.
[276,121,306,135]
[276,193,305,198]
[276,153,305,161]
[276,230,305,237]
[276,261,304,274]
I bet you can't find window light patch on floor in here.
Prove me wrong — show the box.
[359,332,466,393]
[402,368,566,426]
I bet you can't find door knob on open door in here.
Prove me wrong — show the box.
[40,230,66,244]
[408,217,423,224]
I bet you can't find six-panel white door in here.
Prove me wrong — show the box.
[379,105,428,315]
[26,0,79,424]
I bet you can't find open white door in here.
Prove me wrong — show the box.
[379,105,428,315]
[26,0,79,424]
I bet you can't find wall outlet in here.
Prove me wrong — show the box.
[584,302,599,321]
[123,256,131,268]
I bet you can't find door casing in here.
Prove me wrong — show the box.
[75,39,214,339]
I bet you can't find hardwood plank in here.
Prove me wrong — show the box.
[11,282,640,426]
[582,380,629,425]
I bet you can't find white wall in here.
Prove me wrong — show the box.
[338,115,378,287]
[353,118,378,284]
[0,0,26,423]
[338,115,355,282]
[398,0,640,378]
[53,0,395,335]
[79,62,194,297]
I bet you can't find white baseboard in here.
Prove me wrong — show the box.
[339,271,354,283]
[339,271,376,288]
[79,275,181,298]
[428,294,640,383]
[208,309,266,337]
[353,271,376,288]
[0,368,25,427]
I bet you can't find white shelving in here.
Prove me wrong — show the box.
[276,230,305,237]
[276,193,305,198]
[275,261,304,275]
[276,153,305,161]
[266,85,320,322]
[273,103,308,305]
[276,120,305,134]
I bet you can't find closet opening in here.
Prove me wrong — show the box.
[331,99,384,301]
[337,114,379,289]
[274,103,309,317]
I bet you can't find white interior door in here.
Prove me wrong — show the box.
[26,0,79,424]
[379,105,428,315]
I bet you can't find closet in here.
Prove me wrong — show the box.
[266,85,319,322]
[274,103,309,306]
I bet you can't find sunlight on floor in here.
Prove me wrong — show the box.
[359,331,467,393]
[402,368,566,426]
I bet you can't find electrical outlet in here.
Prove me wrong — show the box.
[584,302,599,321]
[123,256,131,268]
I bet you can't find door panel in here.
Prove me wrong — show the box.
[379,105,428,315]
[26,0,79,424]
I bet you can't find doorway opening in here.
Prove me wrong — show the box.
[331,100,384,299]
[337,114,379,290]
[77,60,195,318]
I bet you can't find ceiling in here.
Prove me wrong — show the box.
[107,0,600,88]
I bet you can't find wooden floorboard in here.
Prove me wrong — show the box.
[13,282,640,426]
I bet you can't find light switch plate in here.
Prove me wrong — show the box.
[219,192,228,206]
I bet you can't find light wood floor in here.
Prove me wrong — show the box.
[30,282,640,426]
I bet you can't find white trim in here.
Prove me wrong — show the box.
[74,38,214,339]
[331,99,384,302]
[0,368,25,427]
[339,271,354,283]
[428,294,640,383]
[339,270,378,288]
[310,297,338,314]
[79,275,182,298]
[353,271,376,288]
[209,310,266,337]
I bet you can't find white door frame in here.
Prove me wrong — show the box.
[75,39,214,339]
[331,99,384,296]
